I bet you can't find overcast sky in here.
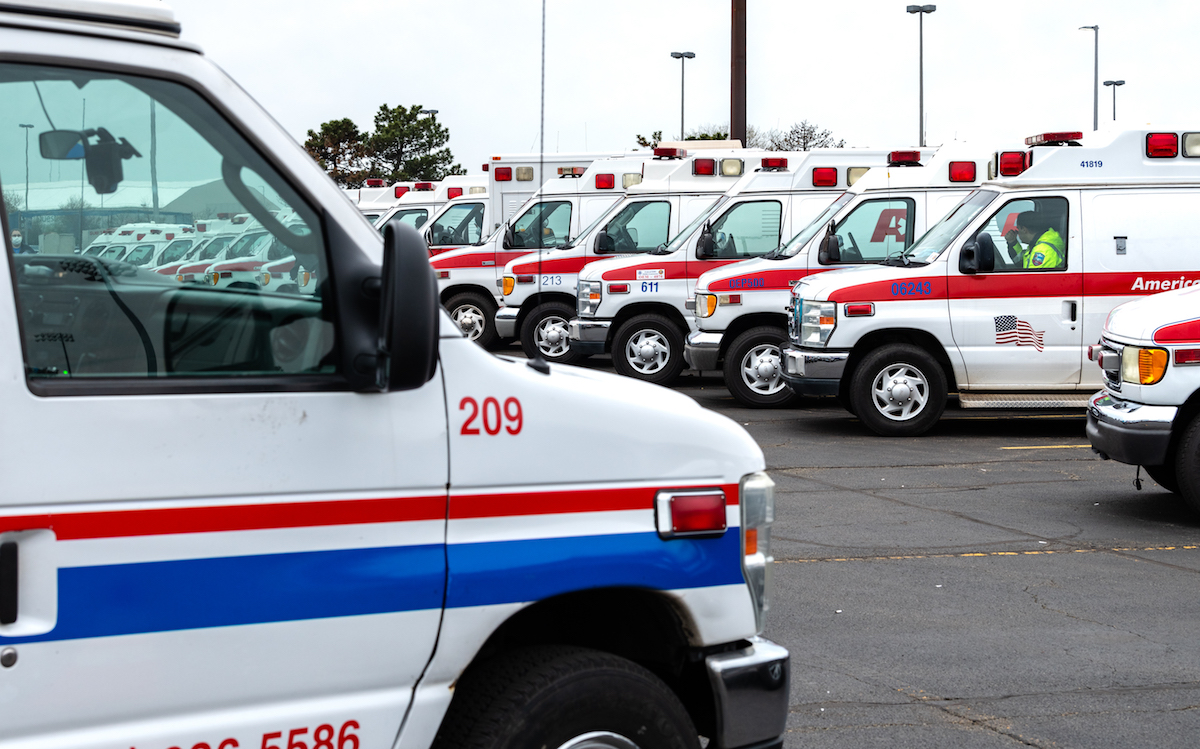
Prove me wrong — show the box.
[169,0,1200,173]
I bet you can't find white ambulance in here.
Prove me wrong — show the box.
[430,155,661,347]
[348,179,415,225]
[781,130,1200,437]
[374,174,487,235]
[569,148,900,384]
[687,147,984,406]
[0,5,790,749]
[420,191,490,257]
[496,147,757,363]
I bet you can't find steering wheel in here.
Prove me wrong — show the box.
[612,225,634,251]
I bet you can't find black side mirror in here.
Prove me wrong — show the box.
[697,223,716,258]
[503,224,515,249]
[40,130,85,159]
[818,234,842,264]
[378,222,439,391]
[959,231,995,274]
[594,228,613,253]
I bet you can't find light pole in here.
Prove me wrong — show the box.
[906,5,935,147]
[670,51,695,140]
[419,109,438,116]
[1103,80,1125,121]
[1080,25,1098,131]
[19,123,32,233]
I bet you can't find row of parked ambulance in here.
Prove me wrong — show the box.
[389,130,1200,444]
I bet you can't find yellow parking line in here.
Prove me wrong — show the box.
[999,444,1090,450]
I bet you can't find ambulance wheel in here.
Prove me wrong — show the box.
[613,314,685,385]
[850,343,946,437]
[723,326,796,408]
[1143,462,1180,495]
[522,301,581,364]
[1173,416,1200,513]
[432,645,699,749]
[447,291,498,348]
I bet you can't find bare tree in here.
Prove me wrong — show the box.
[766,121,845,151]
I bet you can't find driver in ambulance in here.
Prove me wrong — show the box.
[1004,211,1064,269]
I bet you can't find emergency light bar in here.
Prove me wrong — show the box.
[998,151,1026,176]
[414,182,434,191]
[1025,132,1083,146]
[693,158,716,176]
[494,167,512,181]
[811,167,838,187]
[595,174,615,189]
[760,157,787,170]
[365,179,385,187]
[888,151,921,165]
[394,186,409,198]
[446,187,463,199]
[948,161,976,182]
[654,148,687,159]
[1147,132,1179,158]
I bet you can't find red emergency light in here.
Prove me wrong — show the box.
[414,182,434,191]
[1147,132,1179,158]
[1025,132,1083,146]
[888,151,921,165]
[365,179,385,187]
[447,187,463,199]
[654,148,687,159]
[998,151,1026,176]
[196,223,206,232]
[482,163,489,172]
[693,158,716,176]
[137,234,145,240]
[394,186,409,198]
[165,233,174,240]
[760,157,788,170]
[495,167,512,181]
[811,167,838,187]
[595,173,615,189]
[948,161,976,182]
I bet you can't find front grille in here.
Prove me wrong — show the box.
[1101,337,1122,392]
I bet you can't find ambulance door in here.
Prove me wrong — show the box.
[693,198,784,290]
[948,193,1083,388]
[0,62,447,749]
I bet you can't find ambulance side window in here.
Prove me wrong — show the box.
[512,200,572,248]
[0,62,336,392]
[704,200,782,259]
[600,200,670,253]
[978,197,1069,272]
[392,208,429,228]
[827,198,914,264]
[429,202,484,245]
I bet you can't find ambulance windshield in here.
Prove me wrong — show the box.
[773,192,852,259]
[904,189,996,264]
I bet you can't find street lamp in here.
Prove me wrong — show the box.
[1103,80,1125,121]
[906,5,935,148]
[670,51,695,141]
[419,109,438,116]
[1080,26,1099,131]
[19,123,33,233]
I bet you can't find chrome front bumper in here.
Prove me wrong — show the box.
[1086,390,1178,466]
[684,330,724,371]
[779,345,849,397]
[705,636,789,749]
[567,318,611,355]
[495,305,519,338]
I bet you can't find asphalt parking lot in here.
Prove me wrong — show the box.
[523,346,1200,749]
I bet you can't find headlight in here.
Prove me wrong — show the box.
[1122,345,1168,385]
[740,471,775,634]
[578,280,602,316]
[696,292,717,318]
[800,300,836,347]
[502,276,516,296]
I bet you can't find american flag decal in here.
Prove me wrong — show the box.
[995,315,1044,352]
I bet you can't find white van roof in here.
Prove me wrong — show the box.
[849,145,987,192]
[990,129,1200,187]
[0,0,182,38]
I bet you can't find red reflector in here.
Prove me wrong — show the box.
[761,157,788,169]
[845,303,874,317]
[693,159,716,176]
[948,161,976,182]
[365,179,384,187]
[415,182,434,191]
[595,173,615,189]
[654,147,687,158]
[437,271,450,279]
[219,272,232,279]
[1176,348,1200,365]
[1024,132,1084,146]
[998,151,1026,176]
[495,167,512,181]
[669,493,727,534]
[811,167,838,187]
[482,163,489,172]
[888,150,921,164]
[394,186,409,198]
[1147,132,1179,158]
[446,187,463,199]
[608,283,629,293]
[727,294,741,304]
[516,274,535,284]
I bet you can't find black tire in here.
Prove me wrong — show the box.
[521,301,581,364]
[432,646,699,749]
[1174,416,1200,513]
[849,343,947,437]
[612,314,686,385]
[446,291,498,348]
[1143,462,1180,495]
[723,326,797,408]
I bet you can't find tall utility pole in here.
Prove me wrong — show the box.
[907,5,936,147]
[1080,25,1098,131]
[19,123,33,232]
[670,52,695,140]
[730,0,746,146]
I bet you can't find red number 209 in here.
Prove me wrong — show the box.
[460,397,522,435]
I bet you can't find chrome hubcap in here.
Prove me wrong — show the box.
[740,343,784,396]
[535,315,571,358]
[452,304,485,341]
[871,362,929,421]
[625,329,670,374]
[556,732,640,749]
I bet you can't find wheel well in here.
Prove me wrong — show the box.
[515,291,578,330]
[718,312,789,361]
[1167,389,1200,460]
[463,587,721,737]
[610,303,690,343]
[440,284,497,309]
[843,328,959,393]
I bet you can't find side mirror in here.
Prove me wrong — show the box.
[594,228,613,253]
[503,224,515,249]
[423,227,433,245]
[40,130,85,159]
[697,223,716,258]
[818,234,842,264]
[959,231,995,274]
[378,221,439,391]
